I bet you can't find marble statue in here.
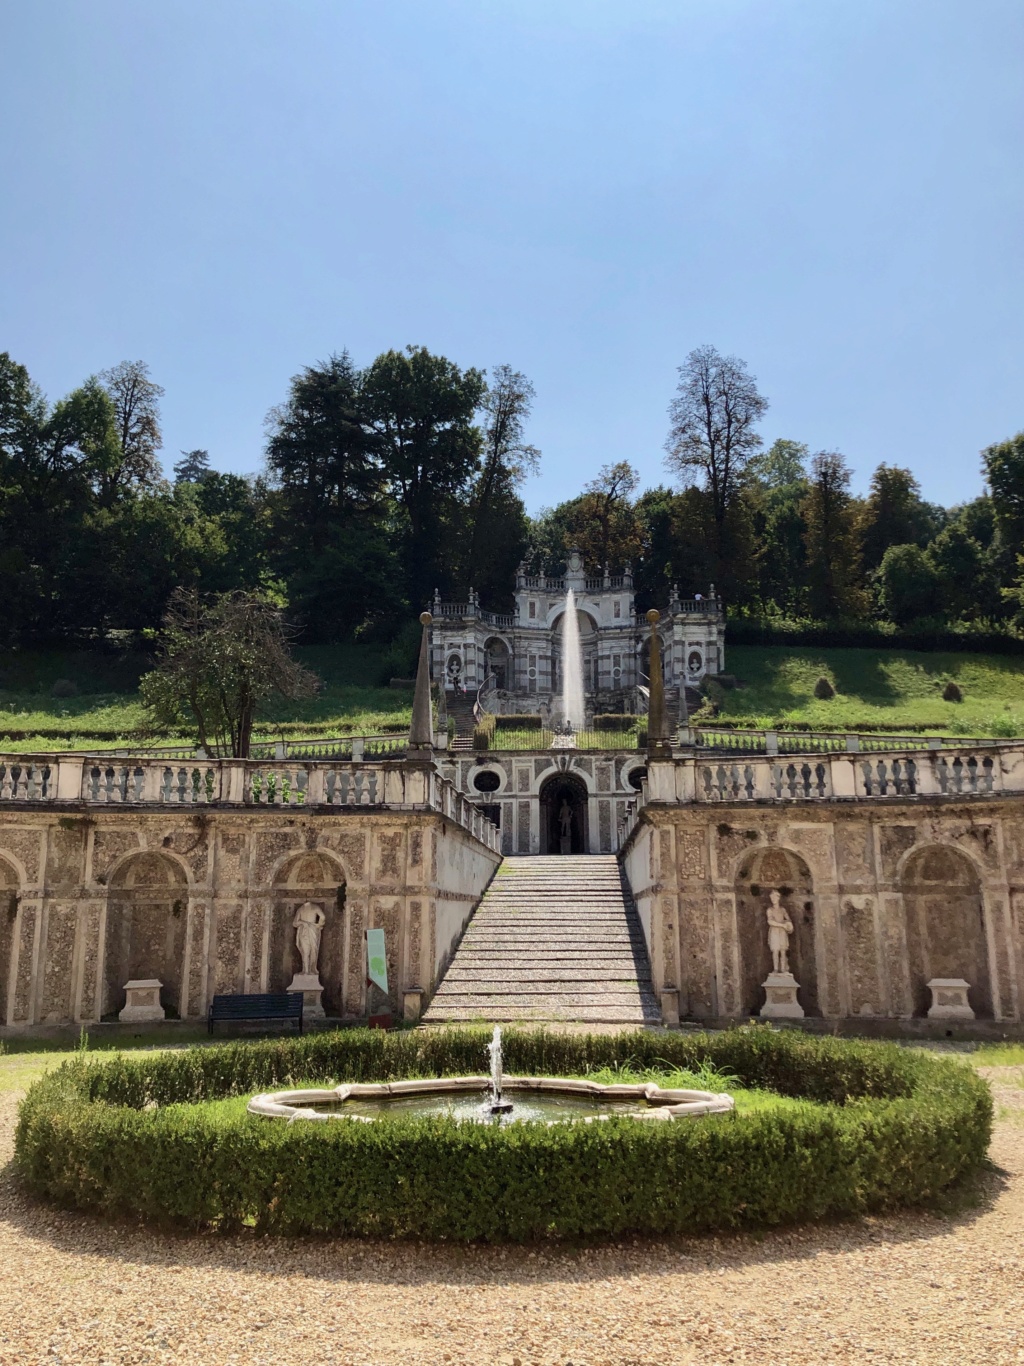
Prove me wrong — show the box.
[765,889,794,975]
[558,800,573,840]
[293,901,326,976]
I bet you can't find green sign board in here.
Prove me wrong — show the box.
[365,928,388,994]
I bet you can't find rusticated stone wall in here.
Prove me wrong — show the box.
[0,808,499,1027]
[622,796,1024,1023]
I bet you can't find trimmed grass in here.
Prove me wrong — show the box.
[4,641,1024,750]
[712,645,1024,737]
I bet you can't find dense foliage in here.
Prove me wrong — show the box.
[2,343,1022,653]
[15,1027,991,1241]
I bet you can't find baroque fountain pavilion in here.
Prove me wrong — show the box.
[0,552,1022,1035]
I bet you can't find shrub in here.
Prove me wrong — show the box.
[813,676,835,699]
[713,674,738,690]
[593,714,637,732]
[495,714,542,731]
[943,681,963,703]
[15,1028,991,1242]
[50,679,78,698]
[472,728,490,750]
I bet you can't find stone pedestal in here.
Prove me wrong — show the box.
[759,972,804,1019]
[926,978,975,1020]
[660,989,680,1026]
[287,972,326,1020]
[403,988,424,1022]
[559,835,571,855]
[119,979,165,1023]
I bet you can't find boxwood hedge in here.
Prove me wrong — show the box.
[15,1027,991,1242]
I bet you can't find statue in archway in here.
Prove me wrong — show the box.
[558,799,573,841]
[765,889,794,975]
[293,900,326,976]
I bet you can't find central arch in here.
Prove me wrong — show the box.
[539,772,589,854]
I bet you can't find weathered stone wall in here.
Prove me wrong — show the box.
[623,796,1024,1022]
[0,808,499,1026]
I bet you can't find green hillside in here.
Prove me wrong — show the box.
[0,642,1023,752]
[712,645,1024,736]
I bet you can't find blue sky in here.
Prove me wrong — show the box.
[1,1,1021,513]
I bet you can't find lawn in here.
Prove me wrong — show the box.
[712,644,1024,736]
[2,641,1024,751]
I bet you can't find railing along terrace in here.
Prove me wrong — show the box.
[0,756,500,851]
[691,726,1004,755]
[70,733,407,762]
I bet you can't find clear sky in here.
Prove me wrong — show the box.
[1,1,1021,514]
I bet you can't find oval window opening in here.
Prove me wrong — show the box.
[473,771,501,793]
[628,767,648,791]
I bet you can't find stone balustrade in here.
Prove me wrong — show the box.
[617,741,1024,845]
[0,755,501,852]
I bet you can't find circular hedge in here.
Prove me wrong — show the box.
[15,1027,991,1242]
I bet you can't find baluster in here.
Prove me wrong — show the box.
[174,768,186,803]
[983,756,995,792]
[935,757,949,794]
[906,758,917,795]
[131,766,145,801]
[952,757,964,793]
[714,764,726,800]
[325,770,337,804]
[814,762,827,797]
[353,772,364,805]
[892,759,903,794]
[24,765,38,800]
[785,764,798,798]
[770,764,783,799]
[967,756,978,792]
[266,772,278,805]
[100,767,113,802]
[368,771,378,803]
[700,767,713,799]
[860,760,873,795]
[743,764,755,799]
[296,769,308,804]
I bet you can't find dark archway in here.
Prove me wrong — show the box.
[0,855,19,1023]
[901,846,991,1018]
[735,847,819,1016]
[104,852,188,1018]
[270,852,347,1014]
[539,772,589,854]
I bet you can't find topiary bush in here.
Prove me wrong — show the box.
[593,714,637,732]
[495,714,542,731]
[814,676,836,699]
[15,1028,991,1242]
[943,680,963,703]
[50,678,78,698]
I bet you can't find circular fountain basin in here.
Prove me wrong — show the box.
[247,1076,735,1125]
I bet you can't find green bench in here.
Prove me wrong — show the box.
[207,991,304,1035]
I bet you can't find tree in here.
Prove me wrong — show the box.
[802,451,867,620]
[462,364,539,606]
[140,589,319,757]
[876,544,942,626]
[363,345,485,607]
[174,449,212,483]
[745,438,808,492]
[982,431,1024,545]
[664,344,768,574]
[581,461,641,569]
[860,464,940,573]
[98,360,164,502]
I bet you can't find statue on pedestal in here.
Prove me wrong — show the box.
[765,889,794,975]
[293,901,326,976]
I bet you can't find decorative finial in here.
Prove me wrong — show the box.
[646,608,660,625]
[420,611,432,626]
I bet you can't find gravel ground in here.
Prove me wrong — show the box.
[1,1070,1022,1366]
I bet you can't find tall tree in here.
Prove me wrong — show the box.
[580,461,641,569]
[140,589,319,757]
[98,360,164,502]
[664,344,768,578]
[802,451,866,620]
[174,448,212,483]
[745,438,808,491]
[860,464,940,573]
[363,345,485,608]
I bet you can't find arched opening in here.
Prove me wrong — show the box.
[539,772,589,855]
[901,846,991,1018]
[104,852,188,1018]
[484,637,511,692]
[270,852,346,1014]
[735,847,818,1016]
[0,856,19,1023]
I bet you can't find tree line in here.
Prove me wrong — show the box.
[1,343,1022,650]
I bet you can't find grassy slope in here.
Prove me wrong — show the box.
[714,645,1024,736]
[2,642,1024,750]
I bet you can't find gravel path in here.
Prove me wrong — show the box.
[2,1072,1022,1366]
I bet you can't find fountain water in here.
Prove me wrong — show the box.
[560,588,586,731]
[484,1025,513,1115]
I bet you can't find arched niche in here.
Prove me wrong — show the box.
[104,852,188,1018]
[735,847,818,1016]
[0,855,20,1023]
[483,636,511,692]
[270,852,346,1013]
[539,772,589,855]
[901,846,991,1018]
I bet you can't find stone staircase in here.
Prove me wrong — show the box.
[422,855,661,1025]
[445,690,478,753]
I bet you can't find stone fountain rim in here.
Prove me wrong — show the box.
[247,1075,736,1123]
